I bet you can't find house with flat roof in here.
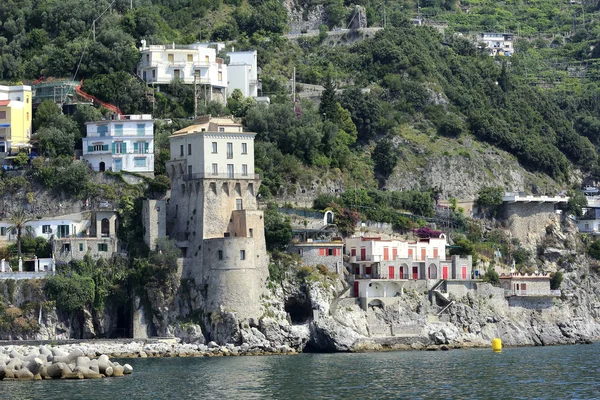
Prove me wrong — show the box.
[82,114,154,176]
[0,85,32,153]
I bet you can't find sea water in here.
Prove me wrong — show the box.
[1,343,599,399]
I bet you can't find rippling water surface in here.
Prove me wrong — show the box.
[2,343,600,399]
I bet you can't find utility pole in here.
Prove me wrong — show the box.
[194,75,198,119]
[292,66,296,106]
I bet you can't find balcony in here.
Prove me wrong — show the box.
[182,172,260,181]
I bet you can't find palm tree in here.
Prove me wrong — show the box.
[8,209,34,260]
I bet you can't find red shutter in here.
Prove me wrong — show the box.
[319,248,325,256]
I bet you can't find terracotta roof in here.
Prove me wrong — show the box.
[0,100,10,106]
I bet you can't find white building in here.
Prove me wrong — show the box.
[168,116,256,180]
[137,41,227,97]
[227,51,259,98]
[479,33,515,56]
[82,114,154,175]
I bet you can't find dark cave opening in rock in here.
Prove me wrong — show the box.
[285,298,313,324]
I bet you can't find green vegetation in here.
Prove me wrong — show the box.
[264,203,293,252]
[550,271,563,290]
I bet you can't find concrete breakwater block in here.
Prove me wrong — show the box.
[0,346,133,381]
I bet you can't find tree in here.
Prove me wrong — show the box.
[319,74,337,121]
[33,100,61,130]
[264,203,292,252]
[476,186,504,218]
[8,209,34,260]
[566,190,587,218]
[550,271,563,290]
[588,240,600,260]
[373,138,398,179]
[36,126,76,157]
[483,265,500,285]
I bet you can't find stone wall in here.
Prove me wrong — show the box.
[288,244,343,273]
[142,199,166,249]
[501,202,559,248]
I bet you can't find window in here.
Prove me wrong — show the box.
[62,243,71,252]
[218,71,222,81]
[236,199,243,210]
[328,248,334,256]
[137,124,145,135]
[174,69,180,79]
[242,164,248,176]
[168,54,174,63]
[218,250,223,260]
[180,144,184,157]
[114,142,124,154]
[187,54,193,62]
[0,111,5,119]
[227,164,234,178]
[79,243,84,251]
[152,70,156,79]
[91,144,108,152]
[0,227,6,236]
[194,70,200,79]
[98,243,108,252]
[227,142,233,159]
[240,250,246,260]
[219,127,224,132]
[98,126,108,137]
[212,142,217,153]
[297,248,303,256]
[114,124,123,136]
[212,163,218,175]
[134,158,147,168]
[188,165,192,175]
[188,143,192,155]
[146,54,150,63]
[26,112,29,121]
[205,55,210,64]
[42,225,51,234]
[249,228,253,237]
[241,143,247,154]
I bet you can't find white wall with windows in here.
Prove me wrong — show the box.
[82,115,155,174]
[0,216,91,243]
[169,118,255,179]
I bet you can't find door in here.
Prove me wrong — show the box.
[388,266,394,279]
[353,281,359,297]
[399,266,404,279]
[462,266,467,279]
[351,248,356,257]
[114,159,122,172]
[421,248,426,261]
[360,248,366,261]
[392,248,398,260]
[408,249,413,259]
[99,162,105,172]
[366,266,372,276]
[521,283,526,295]
[412,266,419,280]
[442,266,448,280]
[383,247,389,261]
[227,164,234,178]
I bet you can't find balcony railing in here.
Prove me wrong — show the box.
[504,289,561,297]
[182,172,260,181]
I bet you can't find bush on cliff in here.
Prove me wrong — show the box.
[45,274,95,313]
[264,203,292,252]
[550,271,563,290]
[588,240,600,260]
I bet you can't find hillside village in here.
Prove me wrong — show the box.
[1,0,600,349]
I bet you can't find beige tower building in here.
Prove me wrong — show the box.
[166,116,267,321]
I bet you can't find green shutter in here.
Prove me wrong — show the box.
[103,144,109,151]
[133,142,139,152]
[144,142,149,153]
[112,142,116,154]
[88,145,93,152]
[122,142,126,153]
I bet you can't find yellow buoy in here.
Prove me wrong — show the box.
[492,338,502,353]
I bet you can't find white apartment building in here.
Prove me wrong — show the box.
[137,41,227,94]
[82,114,154,175]
[168,116,256,180]
[479,33,515,56]
[227,50,258,98]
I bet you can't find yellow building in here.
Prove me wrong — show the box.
[0,85,32,153]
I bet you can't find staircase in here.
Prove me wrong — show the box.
[428,279,454,316]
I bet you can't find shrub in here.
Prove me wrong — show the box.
[550,271,563,290]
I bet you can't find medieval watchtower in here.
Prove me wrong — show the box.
[166,116,267,320]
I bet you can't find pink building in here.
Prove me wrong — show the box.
[344,235,472,309]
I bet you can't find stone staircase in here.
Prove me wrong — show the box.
[429,279,455,316]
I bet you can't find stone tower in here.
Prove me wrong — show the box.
[166,116,268,321]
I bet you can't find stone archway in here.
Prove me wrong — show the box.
[428,263,438,279]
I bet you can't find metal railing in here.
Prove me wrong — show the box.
[505,289,561,297]
[182,172,260,181]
